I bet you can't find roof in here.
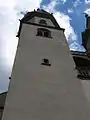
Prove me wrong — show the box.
[21,9,50,22]
[71,50,86,56]
[17,9,65,37]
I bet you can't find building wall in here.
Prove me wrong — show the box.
[2,23,90,120]
[0,110,3,120]
[0,92,7,120]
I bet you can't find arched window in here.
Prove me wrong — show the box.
[39,19,47,25]
[37,28,51,38]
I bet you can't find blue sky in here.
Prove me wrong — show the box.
[0,0,90,93]
[41,0,90,49]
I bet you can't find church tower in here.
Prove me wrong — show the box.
[2,9,90,120]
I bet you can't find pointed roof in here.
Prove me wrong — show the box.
[37,8,50,14]
[17,9,65,37]
[21,8,64,30]
[21,9,50,21]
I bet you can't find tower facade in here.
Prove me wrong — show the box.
[2,9,90,120]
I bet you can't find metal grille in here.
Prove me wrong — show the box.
[77,67,90,80]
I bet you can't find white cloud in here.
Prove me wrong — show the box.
[43,0,67,12]
[43,0,85,51]
[51,0,67,4]
[85,0,90,4]
[43,1,56,13]
[43,1,78,43]
[0,64,10,93]
[54,12,78,44]
[84,8,90,16]
[73,0,82,7]
[67,8,74,13]
[0,0,42,68]
[59,0,67,4]
[0,0,42,92]
[69,42,86,52]
[0,0,85,92]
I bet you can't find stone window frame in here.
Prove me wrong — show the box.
[36,28,52,38]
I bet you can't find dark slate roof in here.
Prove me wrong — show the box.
[21,9,49,22]
[21,9,51,21]
[21,9,62,29]
[71,50,86,56]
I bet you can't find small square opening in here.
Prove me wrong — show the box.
[41,58,51,66]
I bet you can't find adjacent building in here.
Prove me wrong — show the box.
[72,15,90,80]
[0,92,7,120]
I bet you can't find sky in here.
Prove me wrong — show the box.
[0,0,90,93]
